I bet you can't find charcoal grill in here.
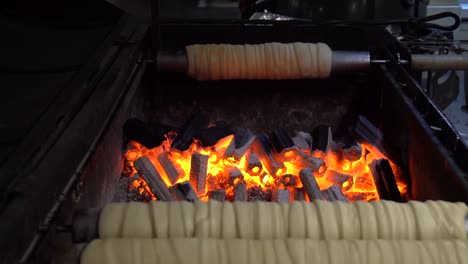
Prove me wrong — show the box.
[0,12,467,264]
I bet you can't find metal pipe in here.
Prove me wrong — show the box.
[411,54,468,71]
[157,51,187,72]
[331,51,370,73]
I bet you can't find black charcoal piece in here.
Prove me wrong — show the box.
[171,111,210,152]
[299,168,324,201]
[169,181,199,202]
[123,118,176,148]
[311,125,332,153]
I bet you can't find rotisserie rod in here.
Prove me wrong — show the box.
[71,200,468,242]
[157,43,468,79]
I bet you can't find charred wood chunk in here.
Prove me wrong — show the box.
[190,152,209,194]
[227,167,244,185]
[123,118,176,149]
[322,184,348,202]
[299,168,324,201]
[134,156,175,201]
[234,182,247,201]
[171,112,210,152]
[157,152,182,184]
[224,128,256,160]
[332,135,363,162]
[311,125,332,154]
[295,152,327,175]
[270,128,296,160]
[293,188,306,201]
[369,159,401,202]
[251,134,284,176]
[169,181,199,202]
[292,135,310,152]
[194,123,235,147]
[324,170,353,191]
[272,189,290,203]
[246,152,262,175]
[208,189,226,201]
[247,186,272,201]
[281,174,297,187]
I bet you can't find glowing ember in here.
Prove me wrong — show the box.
[124,132,407,202]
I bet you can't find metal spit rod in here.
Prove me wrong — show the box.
[156,50,468,74]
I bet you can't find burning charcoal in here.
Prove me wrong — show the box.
[123,118,176,149]
[234,182,247,201]
[247,186,272,201]
[194,123,235,147]
[208,189,226,201]
[134,156,175,201]
[346,192,373,201]
[324,170,353,191]
[251,134,285,176]
[270,128,296,161]
[246,152,262,175]
[272,189,290,203]
[169,181,199,202]
[124,142,140,161]
[293,188,306,201]
[294,151,327,175]
[157,152,182,184]
[227,167,243,185]
[355,175,374,190]
[321,187,334,201]
[311,125,332,154]
[350,115,394,161]
[281,174,297,187]
[224,128,256,160]
[322,185,348,202]
[369,159,402,202]
[296,131,312,145]
[292,135,310,152]
[190,152,209,194]
[332,135,363,162]
[171,111,210,152]
[299,168,324,201]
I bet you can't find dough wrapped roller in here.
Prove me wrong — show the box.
[156,45,468,80]
[71,200,468,243]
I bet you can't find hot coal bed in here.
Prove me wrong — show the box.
[1,20,468,264]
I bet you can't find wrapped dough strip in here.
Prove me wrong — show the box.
[81,238,468,264]
[98,200,468,240]
[185,42,333,80]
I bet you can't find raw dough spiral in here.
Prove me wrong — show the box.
[98,200,468,240]
[81,238,468,264]
[185,43,333,80]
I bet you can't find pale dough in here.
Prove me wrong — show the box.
[99,200,468,240]
[185,42,333,80]
[81,239,468,264]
